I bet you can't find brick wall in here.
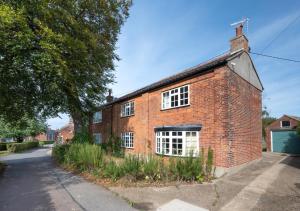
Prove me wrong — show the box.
[90,65,262,168]
[265,116,299,151]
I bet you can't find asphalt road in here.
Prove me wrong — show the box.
[0,147,136,211]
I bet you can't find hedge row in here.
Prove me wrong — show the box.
[7,141,39,153]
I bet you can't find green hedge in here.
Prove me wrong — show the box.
[7,141,39,153]
[0,143,7,151]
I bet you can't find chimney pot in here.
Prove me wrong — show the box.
[106,89,114,103]
[230,24,249,53]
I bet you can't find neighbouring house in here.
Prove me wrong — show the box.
[265,115,300,154]
[57,119,74,143]
[89,24,263,176]
[35,128,58,141]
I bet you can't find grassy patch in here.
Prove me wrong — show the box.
[0,151,9,157]
[53,143,215,185]
[39,141,55,146]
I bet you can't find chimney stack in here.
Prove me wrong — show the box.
[106,89,114,103]
[230,24,249,53]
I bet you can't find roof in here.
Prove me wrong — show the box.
[103,50,244,107]
[286,115,300,122]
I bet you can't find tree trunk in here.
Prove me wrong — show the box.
[70,112,85,135]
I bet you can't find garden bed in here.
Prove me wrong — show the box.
[52,143,214,187]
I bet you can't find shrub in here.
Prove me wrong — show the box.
[102,135,124,157]
[142,155,164,180]
[0,143,7,151]
[205,147,214,176]
[102,160,124,180]
[52,144,70,163]
[72,130,92,144]
[64,143,104,171]
[7,141,39,153]
[168,155,204,181]
[121,154,143,180]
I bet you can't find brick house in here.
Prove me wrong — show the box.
[265,115,300,154]
[57,119,74,143]
[89,25,263,175]
[35,128,57,142]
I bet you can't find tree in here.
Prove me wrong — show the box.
[0,1,131,132]
[0,116,47,142]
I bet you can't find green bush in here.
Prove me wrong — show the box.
[205,147,214,176]
[7,141,39,153]
[102,160,124,180]
[52,144,70,163]
[64,143,104,171]
[142,155,164,180]
[121,154,143,180]
[102,135,124,157]
[0,143,7,151]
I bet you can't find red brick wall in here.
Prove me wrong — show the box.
[90,65,262,168]
[265,116,299,151]
[35,133,47,141]
[59,124,74,142]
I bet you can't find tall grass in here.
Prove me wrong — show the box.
[52,143,214,183]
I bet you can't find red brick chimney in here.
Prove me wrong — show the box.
[106,89,114,103]
[230,24,249,53]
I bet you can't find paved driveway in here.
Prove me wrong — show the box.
[0,147,136,211]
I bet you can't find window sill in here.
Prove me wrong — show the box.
[122,147,134,149]
[93,121,102,124]
[160,104,190,111]
[120,114,135,118]
[155,152,199,158]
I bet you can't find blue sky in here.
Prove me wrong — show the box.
[47,0,300,129]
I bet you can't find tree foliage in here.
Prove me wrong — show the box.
[0,116,47,142]
[0,0,131,132]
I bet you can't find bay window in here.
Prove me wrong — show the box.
[162,85,189,109]
[155,128,199,156]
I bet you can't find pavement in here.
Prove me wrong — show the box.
[1,147,299,211]
[110,153,300,211]
[0,146,136,211]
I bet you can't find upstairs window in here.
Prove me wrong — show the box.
[121,101,134,117]
[121,132,134,148]
[281,120,291,128]
[162,85,189,110]
[93,111,102,123]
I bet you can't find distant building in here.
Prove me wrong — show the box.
[57,119,74,143]
[35,128,58,141]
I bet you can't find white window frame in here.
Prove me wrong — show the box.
[280,120,291,128]
[155,130,199,157]
[93,133,102,144]
[161,85,190,110]
[93,111,102,123]
[121,132,134,148]
[121,101,135,117]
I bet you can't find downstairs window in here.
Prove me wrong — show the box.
[155,130,199,156]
